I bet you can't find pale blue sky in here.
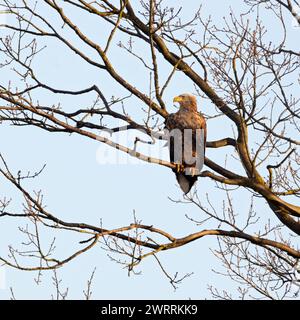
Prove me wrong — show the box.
[0,0,299,299]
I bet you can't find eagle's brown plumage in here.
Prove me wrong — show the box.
[165,94,206,193]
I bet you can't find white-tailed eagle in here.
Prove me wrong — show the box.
[165,94,207,194]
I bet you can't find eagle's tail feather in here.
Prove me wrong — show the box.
[175,173,198,194]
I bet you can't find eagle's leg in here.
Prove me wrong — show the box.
[175,163,185,174]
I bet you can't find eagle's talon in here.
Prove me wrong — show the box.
[191,167,197,177]
[175,163,185,174]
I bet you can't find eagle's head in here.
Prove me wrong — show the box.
[173,93,197,112]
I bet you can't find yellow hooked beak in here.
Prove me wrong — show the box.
[173,96,182,103]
